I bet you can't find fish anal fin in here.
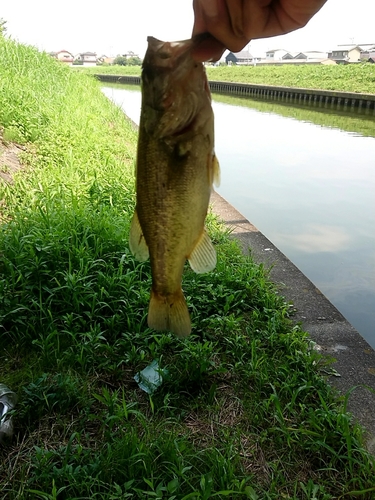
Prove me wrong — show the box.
[188,230,216,274]
[129,209,149,261]
[148,289,191,338]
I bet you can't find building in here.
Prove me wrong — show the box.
[97,55,116,65]
[357,43,375,52]
[282,51,300,60]
[329,45,361,63]
[265,49,290,61]
[359,45,375,61]
[50,50,74,64]
[225,50,254,65]
[255,58,335,66]
[74,52,97,66]
[256,49,334,66]
[298,51,328,60]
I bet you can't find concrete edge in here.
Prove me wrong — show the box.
[211,191,375,454]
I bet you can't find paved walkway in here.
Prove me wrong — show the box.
[211,191,375,454]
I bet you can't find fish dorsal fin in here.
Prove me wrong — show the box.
[212,154,221,188]
[188,229,216,274]
[129,209,149,261]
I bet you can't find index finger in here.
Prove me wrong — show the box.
[191,36,226,62]
[192,0,226,62]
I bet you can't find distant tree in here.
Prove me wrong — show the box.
[113,56,128,66]
[0,18,7,36]
[127,56,142,66]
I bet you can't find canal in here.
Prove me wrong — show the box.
[102,84,375,350]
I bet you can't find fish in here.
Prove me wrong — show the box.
[129,35,220,337]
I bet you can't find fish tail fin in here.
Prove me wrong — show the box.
[148,289,191,338]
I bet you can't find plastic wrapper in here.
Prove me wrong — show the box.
[0,383,17,443]
[134,360,168,394]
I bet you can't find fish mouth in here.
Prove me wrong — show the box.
[141,34,212,139]
[145,34,211,68]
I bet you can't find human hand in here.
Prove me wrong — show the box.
[192,0,327,61]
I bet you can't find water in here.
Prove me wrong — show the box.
[102,85,375,349]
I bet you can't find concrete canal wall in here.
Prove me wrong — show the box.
[95,74,375,114]
[97,75,141,85]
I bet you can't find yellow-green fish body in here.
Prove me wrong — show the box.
[129,36,220,337]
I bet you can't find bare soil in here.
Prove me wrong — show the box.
[0,133,25,184]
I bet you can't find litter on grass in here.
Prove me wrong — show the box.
[134,360,168,394]
[0,384,17,444]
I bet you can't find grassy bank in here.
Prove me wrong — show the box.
[1,38,375,499]
[76,63,375,94]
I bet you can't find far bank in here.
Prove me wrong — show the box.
[74,62,375,94]
[97,73,375,114]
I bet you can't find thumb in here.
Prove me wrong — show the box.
[192,0,208,36]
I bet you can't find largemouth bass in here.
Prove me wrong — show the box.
[129,35,220,337]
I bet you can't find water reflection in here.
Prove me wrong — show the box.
[277,224,351,253]
[102,84,375,349]
[213,93,375,138]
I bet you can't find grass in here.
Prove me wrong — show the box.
[1,38,375,499]
[207,64,375,94]
[75,63,375,94]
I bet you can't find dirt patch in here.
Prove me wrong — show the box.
[0,134,25,184]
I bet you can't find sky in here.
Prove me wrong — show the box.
[1,0,375,58]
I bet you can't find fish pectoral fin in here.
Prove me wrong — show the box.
[188,230,216,274]
[212,154,221,188]
[148,289,191,338]
[208,153,221,188]
[129,209,149,261]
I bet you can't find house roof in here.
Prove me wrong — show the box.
[287,51,300,57]
[299,51,328,59]
[255,58,335,65]
[303,51,328,55]
[231,50,253,58]
[79,51,97,56]
[340,43,375,50]
[266,48,287,54]
[332,45,361,51]
[56,49,73,56]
